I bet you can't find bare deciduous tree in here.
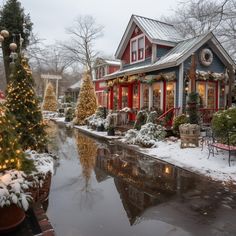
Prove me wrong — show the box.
[163,0,236,58]
[60,15,104,78]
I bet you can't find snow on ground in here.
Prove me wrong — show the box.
[51,119,236,184]
[139,139,236,184]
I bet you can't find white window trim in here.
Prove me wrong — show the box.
[130,34,145,64]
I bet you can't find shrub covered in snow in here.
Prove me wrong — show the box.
[212,108,236,145]
[123,129,138,144]
[124,123,166,147]
[86,106,108,129]
[134,110,148,130]
[86,114,107,129]
[0,171,32,210]
[0,151,54,211]
[146,111,158,124]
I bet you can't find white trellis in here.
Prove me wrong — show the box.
[41,74,62,98]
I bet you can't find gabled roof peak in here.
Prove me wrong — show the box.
[132,14,174,28]
[115,14,183,59]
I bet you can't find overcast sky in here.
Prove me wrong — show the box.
[3,0,180,57]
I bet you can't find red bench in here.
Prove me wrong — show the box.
[208,131,236,166]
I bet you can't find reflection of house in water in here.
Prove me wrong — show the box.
[95,146,197,225]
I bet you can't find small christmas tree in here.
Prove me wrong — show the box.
[0,103,34,173]
[5,56,47,152]
[74,71,97,125]
[42,82,58,112]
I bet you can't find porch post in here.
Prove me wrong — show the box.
[163,80,166,112]
[138,81,141,109]
[178,63,184,113]
[109,87,114,110]
[118,84,122,109]
[149,85,153,110]
[140,83,144,108]
[228,65,234,107]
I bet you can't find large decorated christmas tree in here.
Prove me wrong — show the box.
[5,56,47,152]
[0,103,34,173]
[74,70,97,125]
[42,82,58,112]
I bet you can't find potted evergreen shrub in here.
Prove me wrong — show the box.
[179,92,200,148]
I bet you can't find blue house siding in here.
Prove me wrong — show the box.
[184,43,226,73]
[123,57,152,70]
[156,46,172,59]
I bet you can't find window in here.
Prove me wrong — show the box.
[131,40,137,62]
[152,83,161,109]
[130,35,145,63]
[138,37,144,60]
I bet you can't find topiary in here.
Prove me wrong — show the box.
[187,92,200,124]
[134,110,148,130]
[211,108,236,145]
[173,114,189,136]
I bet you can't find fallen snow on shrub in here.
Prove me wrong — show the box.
[86,114,107,128]
[124,123,166,147]
[0,151,55,211]
[0,170,32,210]
[25,150,54,175]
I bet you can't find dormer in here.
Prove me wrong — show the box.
[115,15,183,68]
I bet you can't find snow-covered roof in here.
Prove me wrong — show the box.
[68,80,82,90]
[115,14,183,59]
[104,59,120,66]
[94,58,121,67]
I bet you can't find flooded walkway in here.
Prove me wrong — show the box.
[46,121,236,236]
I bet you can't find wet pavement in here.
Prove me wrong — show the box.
[46,121,236,236]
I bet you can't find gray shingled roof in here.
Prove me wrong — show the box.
[133,15,183,43]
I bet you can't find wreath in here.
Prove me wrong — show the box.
[200,48,213,66]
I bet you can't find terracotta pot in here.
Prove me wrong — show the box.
[0,204,25,233]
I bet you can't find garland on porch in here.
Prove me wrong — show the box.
[145,72,176,85]
[196,70,226,81]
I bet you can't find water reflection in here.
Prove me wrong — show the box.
[76,132,98,192]
[47,121,236,236]
[95,144,236,234]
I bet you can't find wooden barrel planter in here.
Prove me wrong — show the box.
[179,124,200,148]
[0,204,25,233]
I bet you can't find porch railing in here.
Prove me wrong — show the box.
[199,108,223,125]
[157,107,180,128]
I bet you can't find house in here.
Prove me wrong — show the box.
[93,58,120,107]
[64,80,82,103]
[105,15,235,121]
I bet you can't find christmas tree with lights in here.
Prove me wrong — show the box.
[0,103,34,173]
[5,56,47,152]
[74,70,97,125]
[42,82,58,112]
